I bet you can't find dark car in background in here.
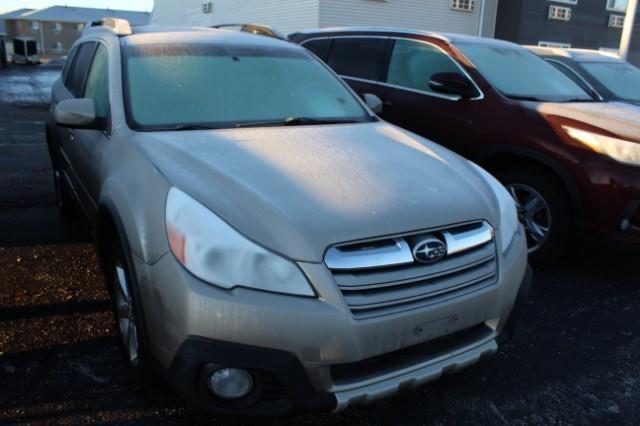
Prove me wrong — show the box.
[290,28,640,263]
[527,47,640,107]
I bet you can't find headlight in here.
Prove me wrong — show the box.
[165,188,315,297]
[469,163,519,253]
[563,126,640,166]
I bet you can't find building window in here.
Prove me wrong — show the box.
[548,5,572,21]
[53,22,62,32]
[538,41,572,48]
[202,2,213,14]
[547,0,577,4]
[606,0,628,12]
[452,0,475,12]
[53,41,64,51]
[76,23,84,32]
[609,14,625,28]
[31,21,40,30]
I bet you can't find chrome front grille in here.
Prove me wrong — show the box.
[325,222,498,319]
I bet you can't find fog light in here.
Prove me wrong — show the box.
[207,368,254,399]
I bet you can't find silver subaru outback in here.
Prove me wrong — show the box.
[46,19,531,415]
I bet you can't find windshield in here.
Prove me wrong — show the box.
[581,61,640,102]
[454,42,593,102]
[123,43,372,130]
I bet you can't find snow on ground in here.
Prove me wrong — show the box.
[0,66,60,106]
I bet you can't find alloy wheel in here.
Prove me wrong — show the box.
[506,184,552,253]
[114,263,139,367]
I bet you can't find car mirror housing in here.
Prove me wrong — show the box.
[363,93,383,114]
[54,98,102,129]
[429,72,477,99]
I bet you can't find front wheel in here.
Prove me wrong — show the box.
[107,238,153,378]
[497,167,571,265]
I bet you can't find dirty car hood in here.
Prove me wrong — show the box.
[132,122,498,262]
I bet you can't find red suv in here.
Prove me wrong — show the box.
[290,28,640,263]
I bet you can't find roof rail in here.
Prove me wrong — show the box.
[211,23,287,41]
[84,17,132,36]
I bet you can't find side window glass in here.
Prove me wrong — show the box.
[327,38,388,81]
[302,39,331,62]
[548,61,597,98]
[83,44,109,120]
[61,45,78,85]
[386,39,461,93]
[67,42,97,97]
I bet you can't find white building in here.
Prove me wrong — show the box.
[151,0,499,37]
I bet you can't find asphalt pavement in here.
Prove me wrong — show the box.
[0,64,639,425]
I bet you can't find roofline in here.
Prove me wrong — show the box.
[4,6,149,23]
[0,8,35,20]
[122,26,305,50]
[290,27,523,48]
[525,45,624,62]
[290,27,453,43]
[524,45,572,58]
[566,48,621,59]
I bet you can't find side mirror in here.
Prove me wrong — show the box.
[362,93,383,114]
[428,72,477,99]
[54,98,100,129]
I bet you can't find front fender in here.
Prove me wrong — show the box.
[99,158,171,264]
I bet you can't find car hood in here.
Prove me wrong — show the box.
[131,122,498,262]
[534,101,640,143]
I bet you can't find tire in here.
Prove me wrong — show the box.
[107,237,154,380]
[496,167,571,265]
[52,166,75,221]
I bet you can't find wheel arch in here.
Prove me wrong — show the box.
[96,199,128,273]
[476,146,584,227]
[97,197,157,375]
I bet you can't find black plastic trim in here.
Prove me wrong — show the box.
[167,336,336,415]
[497,265,533,344]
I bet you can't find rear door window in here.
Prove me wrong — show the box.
[67,41,97,97]
[302,38,331,62]
[327,37,388,81]
[386,39,461,93]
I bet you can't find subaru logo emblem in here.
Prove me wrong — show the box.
[412,236,447,264]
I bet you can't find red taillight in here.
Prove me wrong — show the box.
[167,222,186,264]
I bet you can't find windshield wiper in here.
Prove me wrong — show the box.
[506,94,600,103]
[505,95,546,102]
[561,98,601,103]
[235,117,360,128]
[171,124,222,131]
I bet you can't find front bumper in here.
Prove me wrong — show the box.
[135,228,529,414]
[578,158,640,243]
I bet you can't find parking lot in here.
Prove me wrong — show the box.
[1,64,639,425]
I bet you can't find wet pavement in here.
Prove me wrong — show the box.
[1,64,639,425]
